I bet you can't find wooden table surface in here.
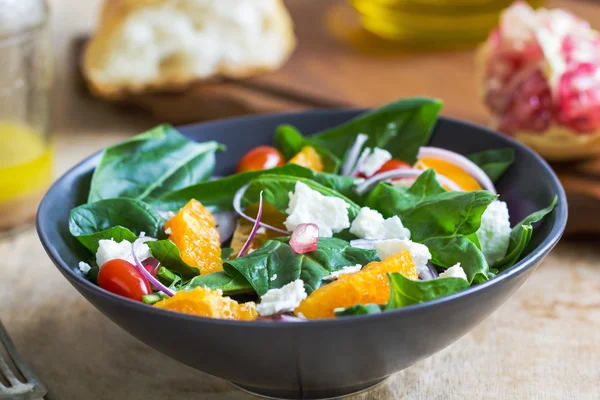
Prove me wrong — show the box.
[1,0,599,399]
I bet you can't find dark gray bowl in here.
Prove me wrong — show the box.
[37,111,567,400]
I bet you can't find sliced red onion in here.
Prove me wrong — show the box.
[350,239,376,250]
[237,191,264,258]
[341,134,369,176]
[418,147,497,194]
[132,238,175,297]
[214,211,237,244]
[233,183,290,235]
[351,147,370,177]
[419,263,439,281]
[290,223,319,254]
[355,168,463,196]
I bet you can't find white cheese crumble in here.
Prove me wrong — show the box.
[284,181,350,237]
[256,279,307,316]
[374,239,432,275]
[164,227,172,235]
[350,207,411,240]
[439,263,468,281]
[357,147,392,177]
[256,227,267,235]
[323,264,362,281]
[78,261,92,275]
[96,239,152,268]
[270,274,278,281]
[476,200,511,267]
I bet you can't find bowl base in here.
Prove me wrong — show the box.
[230,377,389,400]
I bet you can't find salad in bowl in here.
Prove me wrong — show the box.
[69,97,557,322]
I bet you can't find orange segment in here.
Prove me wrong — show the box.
[294,250,417,319]
[289,146,324,172]
[155,287,257,320]
[230,203,288,257]
[416,159,482,191]
[164,199,222,274]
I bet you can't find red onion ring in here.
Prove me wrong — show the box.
[132,238,175,297]
[418,146,497,194]
[341,134,369,176]
[354,168,463,196]
[233,183,290,235]
[418,263,439,281]
[237,191,264,258]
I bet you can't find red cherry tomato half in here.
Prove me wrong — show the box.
[237,146,285,173]
[97,259,151,301]
[375,159,412,174]
[358,159,411,178]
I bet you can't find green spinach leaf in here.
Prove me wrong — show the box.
[467,148,515,182]
[365,169,446,214]
[242,175,362,222]
[149,164,315,213]
[180,272,254,296]
[423,236,489,284]
[385,272,469,309]
[88,124,223,202]
[149,150,218,198]
[334,304,383,317]
[495,196,557,272]
[69,198,164,253]
[308,97,442,164]
[146,239,201,278]
[156,266,181,287]
[223,237,379,296]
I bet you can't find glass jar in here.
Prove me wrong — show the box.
[349,0,544,50]
[0,0,53,232]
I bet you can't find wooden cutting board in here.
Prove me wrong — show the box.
[73,0,600,236]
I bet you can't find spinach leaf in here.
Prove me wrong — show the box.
[398,190,496,242]
[146,240,201,278]
[180,272,254,296]
[334,304,383,317]
[221,247,235,261]
[365,169,446,214]
[69,198,164,253]
[88,124,223,202]
[311,172,364,204]
[308,98,442,164]
[424,236,489,284]
[275,125,341,173]
[149,164,316,213]
[385,272,469,309]
[223,237,379,296]
[467,148,515,182]
[148,150,217,198]
[495,196,557,272]
[242,175,362,222]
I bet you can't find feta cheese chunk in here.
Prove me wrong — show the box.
[439,263,468,281]
[95,239,152,268]
[350,207,411,240]
[357,147,392,177]
[284,181,350,237]
[323,264,362,281]
[257,279,307,316]
[78,261,92,275]
[164,227,172,235]
[476,200,511,267]
[374,239,432,275]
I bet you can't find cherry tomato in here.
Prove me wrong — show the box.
[237,146,285,173]
[376,159,411,174]
[358,159,411,178]
[97,259,151,301]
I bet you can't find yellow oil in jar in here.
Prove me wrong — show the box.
[349,0,544,50]
[0,122,53,230]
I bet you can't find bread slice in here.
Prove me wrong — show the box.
[83,0,296,98]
